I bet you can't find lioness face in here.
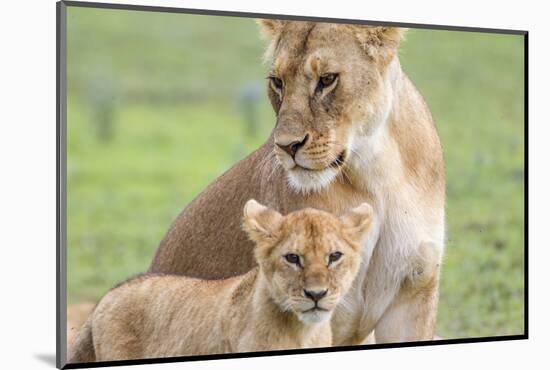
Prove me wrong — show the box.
[243,200,373,324]
[259,20,403,193]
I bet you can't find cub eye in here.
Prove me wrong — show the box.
[328,251,343,265]
[269,76,283,91]
[284,253,301,267]
[317,73,338,91]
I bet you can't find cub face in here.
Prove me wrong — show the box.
[243,199,373,324]
[258,20,404,193]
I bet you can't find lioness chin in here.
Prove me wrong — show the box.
[68,200,372,363]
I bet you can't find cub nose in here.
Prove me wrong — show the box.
[276,134,309,159]
[304,289,328,302]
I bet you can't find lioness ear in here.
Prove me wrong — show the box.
[340,203,374,241]
[243,199,283,244]
[349,26,406,65]
[256,19,286,40]
[256,19,286,62]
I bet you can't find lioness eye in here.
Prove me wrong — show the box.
[284,253,301,267]
[328,251,343,265]
[269,76,283,91]
[317,73,338,90]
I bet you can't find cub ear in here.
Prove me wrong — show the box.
[340,203,374,241]
[243,199,283,244]
[348,26,406,65]
[256,19,286,40]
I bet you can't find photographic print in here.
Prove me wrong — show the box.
[57,1,527,368]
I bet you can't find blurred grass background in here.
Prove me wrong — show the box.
[66,7,525,339]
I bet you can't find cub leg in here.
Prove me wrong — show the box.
[374,241,443,343]
[361,331,375,345]
[91,313,144,361]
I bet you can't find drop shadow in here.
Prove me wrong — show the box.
[34,353,57,367]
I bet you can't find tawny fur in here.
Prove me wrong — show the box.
[67,302,95,347]
[148,21,445,345]
[68,201,371,363]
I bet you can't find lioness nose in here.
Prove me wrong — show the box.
[276,134,308,159]
[304,289,328,302]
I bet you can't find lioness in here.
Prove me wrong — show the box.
[149,20,445,345]
[68,200,371,362]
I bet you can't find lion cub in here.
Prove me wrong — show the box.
[68,200,373,363]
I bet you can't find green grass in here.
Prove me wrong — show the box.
[66,7,525,339]
[400,30,524,338]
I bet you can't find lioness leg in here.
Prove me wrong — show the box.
[374,241,442,343]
